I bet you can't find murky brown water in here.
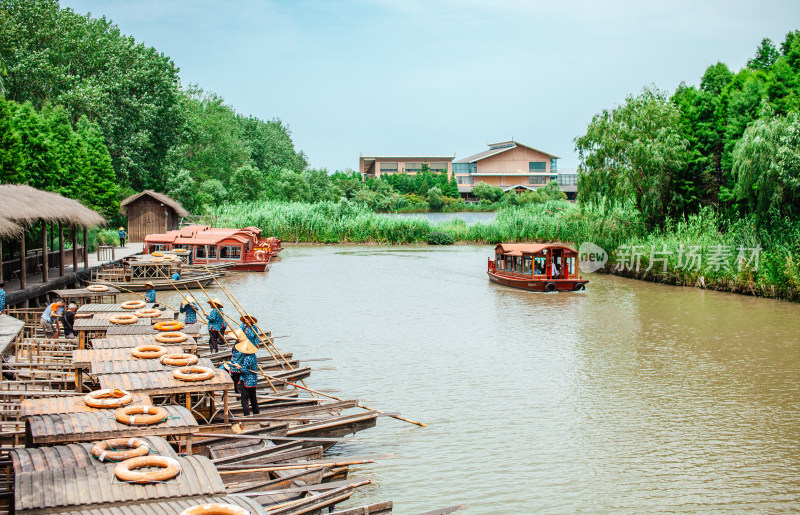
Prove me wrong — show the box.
[158,245,800,513]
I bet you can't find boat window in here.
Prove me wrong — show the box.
[523,256,532,275]
[496,256,502,270]
[505,256,512,272]
[565,256,575,275]
[208,246,217,259]
[515,257,522,273]
[149,244,167,252]
[533,256,546,275]
[196,246,207,259]
[220,246,241,260]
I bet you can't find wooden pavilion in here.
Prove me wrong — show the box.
[0,184,104,291]
[120,190,188,243]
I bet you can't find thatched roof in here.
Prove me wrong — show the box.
[0,184,106,238]
[120,190,189,217]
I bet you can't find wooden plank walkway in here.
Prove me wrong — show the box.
[0,314,25,355]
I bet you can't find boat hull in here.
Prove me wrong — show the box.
[487,271,588,292]
[92,276,216,291]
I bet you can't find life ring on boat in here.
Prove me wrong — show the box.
[155,331,189,344]
[134,308,162,318]
[173,365,214,382]
[545,282,557,292]
[91,438,150,462]
[121,300,146,310]
[86,284,108,292]
[151,257,166,263]
[110,313,139,325]
[179,503,250,515]
[254,250,267,261]
[84,388,133,409]
[154,320,184,332]
[115,405,168,425]
[114,455,181,483]
[151,252,164,257]
[574,283,586,291]
[131,345,168,359]
[160,353,198,366]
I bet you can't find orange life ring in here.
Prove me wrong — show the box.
[172,248,189,254]
[131,345,168,359]
[179,504,250,515]
[160,353,198,366]
[254,250,267,261]
[134,308,162,318]
[110,313,139,325]
[114,455,181,483]
[121,300,146,310]
[155,331,188,344]
[154,320,184,332]
[91,438,150,462]
[173,366,214,382]
[115,405,168,425]
[86,284,109,292]
[151,252,164,257]
[84,388,133,409]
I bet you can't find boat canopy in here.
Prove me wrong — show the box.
[493,243,578,255]
[144,225,263,246]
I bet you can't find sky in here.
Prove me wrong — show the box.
[61,0,800,172]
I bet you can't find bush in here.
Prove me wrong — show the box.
[426,231,455,245]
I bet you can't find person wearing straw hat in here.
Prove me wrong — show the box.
[206,298,226,353]
[144,282,156,303]
[234,330,260,416]
[118,227,126,247]
[180,296,199,324]
[239,314,259,346]
[220,328,245,405]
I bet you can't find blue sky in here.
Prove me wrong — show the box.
[62,0,800,172]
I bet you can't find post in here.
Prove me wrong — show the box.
[72,225,78,274]
[59,222,65,276]
[41,220,49,283]
[19,230,26,290]
[83,227,89,270]
[0,239,3,283]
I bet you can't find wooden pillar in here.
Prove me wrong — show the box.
[83,227,89,270]
[72,225,78,274]
[41,220,49,283]
[0,239,3,283]
[19,230,26,290]
[59,222,65,276]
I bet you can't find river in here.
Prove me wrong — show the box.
[160,245,800,513]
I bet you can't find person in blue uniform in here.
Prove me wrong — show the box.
[118,227,126,247]
[239,314,260,347]
[220,328,246,410]
[180,296,199,324]
[234,331,260,416]
[170,271,181,281]
[206,298,226,353]
[0,281,5,315]
[144,282,156,303]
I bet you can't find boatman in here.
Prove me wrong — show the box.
[180,296,199,324]
[118,227,126,247]
[170,271,181,281]
[144,282,156,304]
[206,298,226,353]
[239,313,260,347]
[233,329,260,416]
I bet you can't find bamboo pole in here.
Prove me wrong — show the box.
[153,265,207,324]
[218,462,373,475]
[110,283,180,312]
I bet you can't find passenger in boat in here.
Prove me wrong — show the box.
[170,271,181,281]
[144,282,156,303]
[234,331,260,416]
[180,296,199,324]
[40,300,65,338]
[206,298,226,353]
[0,281,5,315]
[239,314,260,346]
[62,303,78,339]
[550,261,559,278]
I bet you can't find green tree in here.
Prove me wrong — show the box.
[426,186,443,210]
[0,97,23,182]
[748,38,780,71]
[230,164,265,202]
[75,115,120,218]
[472,182,504,202]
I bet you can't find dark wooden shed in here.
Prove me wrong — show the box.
[120,190,188,243]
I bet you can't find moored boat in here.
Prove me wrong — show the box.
[487,243,589,292]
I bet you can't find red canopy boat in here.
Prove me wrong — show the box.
[143,225,282,272]
[488,243,589,292]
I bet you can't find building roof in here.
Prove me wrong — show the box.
[120,190,189,217]
[0,184,106,237]
[360,155,455,160]
[454,140,560,164]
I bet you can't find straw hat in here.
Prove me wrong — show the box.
[181,296,195,307]
[206,298,224,309]
[240,314,258,324]
[144,281,154,289]
[118,227,124,231]
[235,338,258,355]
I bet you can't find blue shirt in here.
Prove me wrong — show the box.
[41,303,63,322]
[207,308,224,331]
[170,273,180,281]
[0,288,5,312]
[240,322,259,346]
[119,230,126,239]
[180,302,198,324]
[240,353,259,387]
[219,348,244,375]
[145,289,156,303]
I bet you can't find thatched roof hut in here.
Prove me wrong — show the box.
[0,184,105,237]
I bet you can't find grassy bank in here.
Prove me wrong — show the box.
[204,199,800,300]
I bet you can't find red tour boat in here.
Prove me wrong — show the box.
[143,225,282,272]
[487,243,589,292]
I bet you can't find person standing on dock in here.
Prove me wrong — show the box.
[118,227,126,247]
[62,303,78,339]
[0,281,5,315]
[239,314,260,347]
[234,330,260,416]
[206,298,226,353]
[180,296,198,324]
[144,282,156,304]
[40,300,65,338]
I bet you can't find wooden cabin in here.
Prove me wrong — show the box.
[120,190,189,243]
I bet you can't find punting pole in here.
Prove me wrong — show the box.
[153,265,208,324]
[109,282,180,312]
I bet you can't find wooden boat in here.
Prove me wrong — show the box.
[488,243,589,292]
[143,225,282,272]
[90,253,224,290]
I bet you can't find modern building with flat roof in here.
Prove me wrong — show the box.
[360,155,454,179]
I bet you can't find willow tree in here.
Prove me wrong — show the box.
[575,87,689,226]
